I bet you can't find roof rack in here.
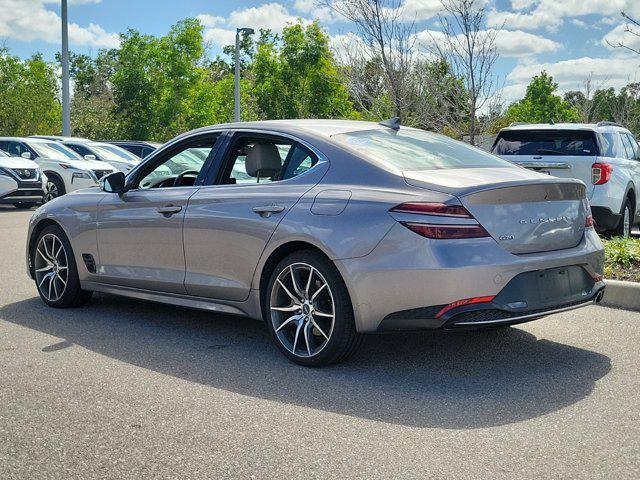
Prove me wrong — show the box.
[508,122,529,127]
[596,121,622,127]
[379,117,401,130]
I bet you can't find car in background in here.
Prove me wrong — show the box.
[0,149,46,208]
[103,140,161,158]
[26,119,605,366]
[492,122,640,237]
[31,135,140,173]
[0,137,116,202]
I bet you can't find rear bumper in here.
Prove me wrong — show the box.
[591,206,621,231]
[337,223,605,332]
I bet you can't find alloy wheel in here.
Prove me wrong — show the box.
[43,181,59,203]
[34,233,69,302]
[270,263,335,358]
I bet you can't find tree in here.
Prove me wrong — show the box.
[252,22,357,120]
[431,0,502,145]
[320,0,418,121]
[504,71,579,124]
[0,49,61,135]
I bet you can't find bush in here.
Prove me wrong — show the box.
[603,236,640,282]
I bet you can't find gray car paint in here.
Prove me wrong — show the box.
[26,120,605,332]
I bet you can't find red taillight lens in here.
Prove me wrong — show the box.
[585,214,594,228]
[400,222,490,239]
[390,202,472,218]
[592,163,612,185]
[435,296,496,318]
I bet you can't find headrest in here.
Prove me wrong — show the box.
[245,143,282,178]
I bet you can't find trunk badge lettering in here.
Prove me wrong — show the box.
[519,215,572,224]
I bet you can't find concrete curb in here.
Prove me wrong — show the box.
[601,279,640,312]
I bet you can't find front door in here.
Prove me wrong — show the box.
[183,132,324,301]
[96,133,222,293]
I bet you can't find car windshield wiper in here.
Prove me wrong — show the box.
[536,148,566,156]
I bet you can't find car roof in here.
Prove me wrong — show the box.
[0,136,63,143]
[501,122,631,133]
[105,140,161,147]
[189,119,392,138]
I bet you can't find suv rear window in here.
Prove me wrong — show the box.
[492,130,599,156]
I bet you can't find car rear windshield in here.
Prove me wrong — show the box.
[492,130,599,156]
[332,129,514,171]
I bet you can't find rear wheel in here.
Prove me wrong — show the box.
[33,225,92,308]
[264,251,362,367]
[610,199,633,238]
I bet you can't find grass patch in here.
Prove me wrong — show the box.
[603,236,640,283]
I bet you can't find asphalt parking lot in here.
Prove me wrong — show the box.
[1,206,639,479]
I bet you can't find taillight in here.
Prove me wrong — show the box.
[390,202,489,239]
[592,163,612,185]
[390,202,472,218]
[400,222,490,239]
[585,214,594,228]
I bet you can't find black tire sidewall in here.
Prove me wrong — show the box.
[45,175,65,202]
[264,250,358,367]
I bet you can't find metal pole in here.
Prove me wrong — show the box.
[234,30,240,122]
[61,0,71,136]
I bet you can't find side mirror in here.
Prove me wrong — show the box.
[100,171,126,194]
[21,152,32,159]
[84,154,97,160]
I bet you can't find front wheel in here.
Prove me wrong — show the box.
[43,175,65,203]
[32,225,93,308]
[264,251,362,367]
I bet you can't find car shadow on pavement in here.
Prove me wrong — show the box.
[1,294,611,430]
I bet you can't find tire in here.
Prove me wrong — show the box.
[264,250,363,367]
[13,202,37,209]
[609,198,633,238]
[43,174,65,203]
[32,225,93,308]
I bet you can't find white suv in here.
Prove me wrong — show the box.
[0,137,116,202]
[0,149,47,208]
[492,122,640,237]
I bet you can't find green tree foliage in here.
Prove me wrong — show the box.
[0,49,61,135]
[503,71,579,124]
[252,22,357,120]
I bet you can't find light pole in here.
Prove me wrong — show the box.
[61,0,70,136]
[234,27,254,123]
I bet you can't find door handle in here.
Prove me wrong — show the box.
[157,204,182,216]
[252,205,285,218]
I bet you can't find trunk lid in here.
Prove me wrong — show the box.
[404,168,588,254]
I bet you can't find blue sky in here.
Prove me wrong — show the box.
[1,0,639,103]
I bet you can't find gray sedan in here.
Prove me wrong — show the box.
[26,120,606,366]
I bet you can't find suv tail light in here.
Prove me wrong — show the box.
[591,163,612,185]
[390,202,490,239]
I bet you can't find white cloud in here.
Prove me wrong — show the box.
[396,0,442,21]
[0,0,119,48]
[487,0,637,32]
[571,19,587,28]
[198,2,314,48]
[416,28,560,58]
[602,22,640,51]
[506,56,640,97]
[293,0,338,22]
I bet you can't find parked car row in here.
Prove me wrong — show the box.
[0,136,160,208]
[491,121,640,237]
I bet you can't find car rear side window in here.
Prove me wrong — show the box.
[492,130,599,156]
[599,132,627,158]
[332,129,512,171]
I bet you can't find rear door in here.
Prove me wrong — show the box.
[182,132,326,301]
[492,129,597,197]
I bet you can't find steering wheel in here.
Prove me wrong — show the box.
[173,170,200,187]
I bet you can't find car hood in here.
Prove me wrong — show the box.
[47,158,116,171]
[0,156,40,169]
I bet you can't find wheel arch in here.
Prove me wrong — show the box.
[256,240,354,320]
[27,218,65,277]
[43,170,66,194]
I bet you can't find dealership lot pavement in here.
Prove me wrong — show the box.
[1,206,639,479]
